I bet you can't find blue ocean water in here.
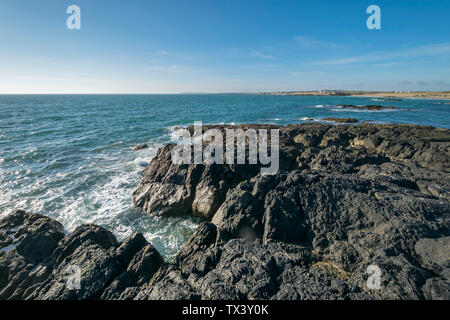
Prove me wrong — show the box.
[0,94,449,258]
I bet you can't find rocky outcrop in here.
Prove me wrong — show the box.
[338,105,396,110]
[0,211,65,300]
[322,118,359,123]
[0,211,163,300]
[1,123,449,300]
[133,123,449,219]
[132,143,149,151]
[128,123,450,300]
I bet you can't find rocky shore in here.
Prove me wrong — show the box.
[1,123,449,300]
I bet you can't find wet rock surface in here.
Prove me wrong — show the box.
[1,123,449,300]
[338,105,397,110]
[132,143,149,151]
[322,118,359,123]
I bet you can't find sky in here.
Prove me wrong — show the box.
[0,0,449,93]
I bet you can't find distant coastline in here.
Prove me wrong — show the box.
[260,90,450,101]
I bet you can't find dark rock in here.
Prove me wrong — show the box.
[421,277,450,300]
[100,272,134,300]
[132,144,149,151]
[339,105,396,110]
[323,118,359,123]
[134,264,200,300]
[53,224,119,265]
[31,240,123,300]
[0,211,166,300]
[175,222,219,276]
[415,237,450,278]
[0,210,64,300]
[129,123,449,300]
[112,233,148,267]
[126,244,164,285]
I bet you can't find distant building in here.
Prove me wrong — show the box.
[319,89,350,96]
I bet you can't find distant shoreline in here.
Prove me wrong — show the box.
[1,92,449,100]
[350,92,450,101]
[261,91,450,101]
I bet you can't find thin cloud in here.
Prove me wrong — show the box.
[145,64,202,73]
[312,43,450,65]
[148,50,194,61]
[240,64,279,69]
[250,50,277,60]
[16,76,69,81]
[373,62,405,67]
[294,36,339,48]
[288,71,305,76]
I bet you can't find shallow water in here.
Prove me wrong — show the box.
[0,94,448,259]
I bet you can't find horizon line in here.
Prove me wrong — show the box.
[1,90,449,95]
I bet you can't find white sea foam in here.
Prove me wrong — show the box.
[33,141,199,259]
[134,158,149,167]
[300,117,353,124]
[0,139,198,258]
[169,125,188,143]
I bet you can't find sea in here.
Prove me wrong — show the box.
[1,94,449,259]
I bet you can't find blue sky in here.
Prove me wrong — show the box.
[1,0,449,93]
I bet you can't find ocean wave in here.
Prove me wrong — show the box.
[51,143,199,259]
[0,137,197,259]
[261,118,281,121]
[134,158,149,167]
[168,125,189,143]
[168,122,244,144]
[299,117,356,124]
[90,141,124,152]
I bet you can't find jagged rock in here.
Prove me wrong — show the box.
[323,118,359,123]
[112,233,148,267]
[134,264,200,300]
[0,210,64,300]
[1,123,449,300]
[0,210,165,300]
[126,244,164,285]
[32,240,124,300]
[274,265,372,300]
[132,144,149,151]
[52,224,119,265]
[415,237,450,278]
[175,222,219,276]
[339,105,396,110]
[421,277,450,300]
